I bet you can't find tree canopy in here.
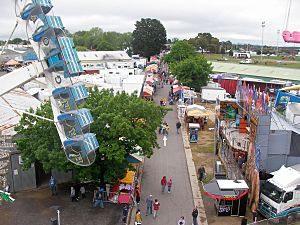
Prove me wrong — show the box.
[15,88,167,183]
[72,27,132,53]
[188,33,221,53]
[163,41,196,65]
[132,18,167,58]
[173,56,213,92]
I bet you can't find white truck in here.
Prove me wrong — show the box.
[259,164,300,219]
[201,86,232,102]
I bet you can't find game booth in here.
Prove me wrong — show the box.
[110,170,136,204]
[204,179,249,217]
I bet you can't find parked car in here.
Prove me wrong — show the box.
[240,59,252,64]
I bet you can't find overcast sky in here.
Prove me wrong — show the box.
[1,0,300,46]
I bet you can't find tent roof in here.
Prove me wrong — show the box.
[187,104,206,111]
[187,109,209,117]
[126,153,144,163]
[120,170,135,184]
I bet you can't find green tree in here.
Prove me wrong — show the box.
[96,41,115,51]
[72,27,132,51]
[132,18,167,58]
[14,104,67,172]
[220,47,226,55]
[75,45,88,51]
[15,88,167,184]
[188,33,220,53]
[163,41,196,65]
[8,38,24,44]
[173,56,213,92]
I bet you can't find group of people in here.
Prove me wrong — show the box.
[158,122,170,136]
[175,207,199,225]
[161,176,173,193]
[70,184,86,202]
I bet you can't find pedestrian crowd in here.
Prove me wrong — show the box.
[132,174,199,225]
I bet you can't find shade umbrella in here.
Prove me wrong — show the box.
[173,86,183,93]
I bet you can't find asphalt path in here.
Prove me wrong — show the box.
[139,84,194,225]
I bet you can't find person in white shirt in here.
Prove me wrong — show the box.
[178,216,185,225]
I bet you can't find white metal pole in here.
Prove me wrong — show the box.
[57,210,61,225]
[0,21,18,56]
[0,103,54,122]
[276,29,280,56]
[261,21,266,63]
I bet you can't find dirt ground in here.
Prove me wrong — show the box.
[190,103,248,225]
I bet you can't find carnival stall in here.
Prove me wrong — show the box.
[145,64,158,74]
[204,179,249,217]
[185,104,210,130]
[109,170,136,204]
[143,86,154,99]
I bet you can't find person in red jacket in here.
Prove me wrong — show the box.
[167,178,173,193]
[153,199,160,219]
[161,176,167,193]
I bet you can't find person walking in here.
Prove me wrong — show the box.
[70,186,76,202]
[135,186,141,205]
[80,185,86,199]
[165,122,170,136]
[146,194,153,216]
[153,199,160,219]
[3,183,10,193]
[93,187,104,208]
[161,176,167,193]
[167,178,172,193]
[48,176,57,196]
[176,121,181,134]
[160,98,163,106]
[178,216,186,225]
[192,207,199,225]
[135,209,142,225]
[122,204,130,223]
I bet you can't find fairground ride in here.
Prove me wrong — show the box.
[282,0,300,43]
[0,0,99,167]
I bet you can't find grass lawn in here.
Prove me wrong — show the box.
[202,53,300,69]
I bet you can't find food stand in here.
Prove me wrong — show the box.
[204,179,249,217]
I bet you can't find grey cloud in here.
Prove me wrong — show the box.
[0,0,299,46]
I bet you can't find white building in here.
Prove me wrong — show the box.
[77,51,135,75]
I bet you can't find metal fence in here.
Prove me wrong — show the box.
[248,212,300,225]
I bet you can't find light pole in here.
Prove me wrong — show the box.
[276,29,280,56]
[261,21,266,63]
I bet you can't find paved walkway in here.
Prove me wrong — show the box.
[138,85,194,225]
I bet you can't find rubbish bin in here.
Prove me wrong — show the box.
[50,218,58,225]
